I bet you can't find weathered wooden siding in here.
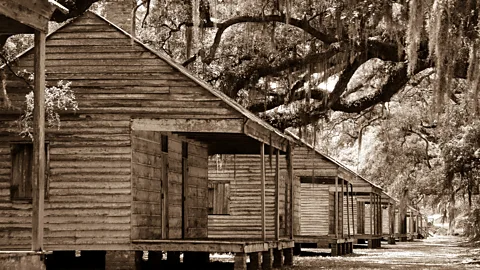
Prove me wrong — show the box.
[0,117,132,251]
[207,155,288,239]
[0,11,242,251]
[184,139,208,239]
[364,204,373,235]
[298,183,329,236]
[131,130,163,240]
[382,208,389,234]
[292,147,338,177]
[292,146,349,238]
[343,195,357,236]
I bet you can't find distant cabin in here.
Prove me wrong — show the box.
[285,134,356,256]
[0,11,294,270]
[346,174,383,248]
[381,192,397,244]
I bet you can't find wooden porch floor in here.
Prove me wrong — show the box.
[131,239,294,253]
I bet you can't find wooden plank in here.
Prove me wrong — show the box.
[32,30,46,252]
[287,144,294,239]
[274,150,279,241]
[260,143,265,241]
[0,1,50,32]
[131,119,243,133]
[334,175,338,239]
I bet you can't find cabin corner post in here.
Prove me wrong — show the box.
[274,149,280,241]
[334,173,338,239]
[369,193,373,238]
[340,175,344,238]
[32,29,46,252]
[346,180,350,237]
[260,143,266,241]
[350,184,354,236]
[287,142,294,239]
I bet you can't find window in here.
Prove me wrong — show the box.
[11,143,48,201]
[208,182,230,215]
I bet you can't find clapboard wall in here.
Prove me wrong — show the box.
[292,146,348,238]
[207,155,288,239]
[382,208,389,235]
[343,196,357,235]
[298,183,329,235]
[0,11,242,251]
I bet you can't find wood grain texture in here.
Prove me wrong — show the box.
[207,155,289,240]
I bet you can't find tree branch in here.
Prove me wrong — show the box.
[203,14,337,64]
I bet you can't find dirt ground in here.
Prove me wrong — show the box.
[289,235,480,270]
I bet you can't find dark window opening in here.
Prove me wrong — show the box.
[11,143,48,201]
[182,142,188,159]
[161,135,168,153]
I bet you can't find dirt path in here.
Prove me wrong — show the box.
[290,236,480,269]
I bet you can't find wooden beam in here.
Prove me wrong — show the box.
[369,193,373,237]
[335,174,338,239]
[350,184,355,237]
[0,0,51,32]
[32,29,46,252]
[346,177,350,237]
[244,119,288,152]
[341,175,344,238]
[132,119,244,133]
[260,143,266,241]
[288,144,294,239]
[274,149,279,241]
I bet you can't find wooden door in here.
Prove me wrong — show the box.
[131,131,166,240]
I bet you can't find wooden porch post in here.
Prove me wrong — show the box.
[340,176,344,238]
[274,149,279,240]
[260,143,266,241]
[350,184,355,236]
[346,181,350,237]
[377,195,383,235]
[287,143,294,239]
[334,174,338,239]
[369,193,373,236]
[32,30,46,252]
[32,30,46,251]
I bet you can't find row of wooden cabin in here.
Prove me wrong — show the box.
[0,3,427,270]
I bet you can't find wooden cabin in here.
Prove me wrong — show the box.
[381,192,396,244]
[349,176,383,248]
[282,133,355,256]
[0,0,66,268]
[0,9,295,270]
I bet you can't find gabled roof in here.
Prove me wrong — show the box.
[285,130,382,191]
[3,10,292,152]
